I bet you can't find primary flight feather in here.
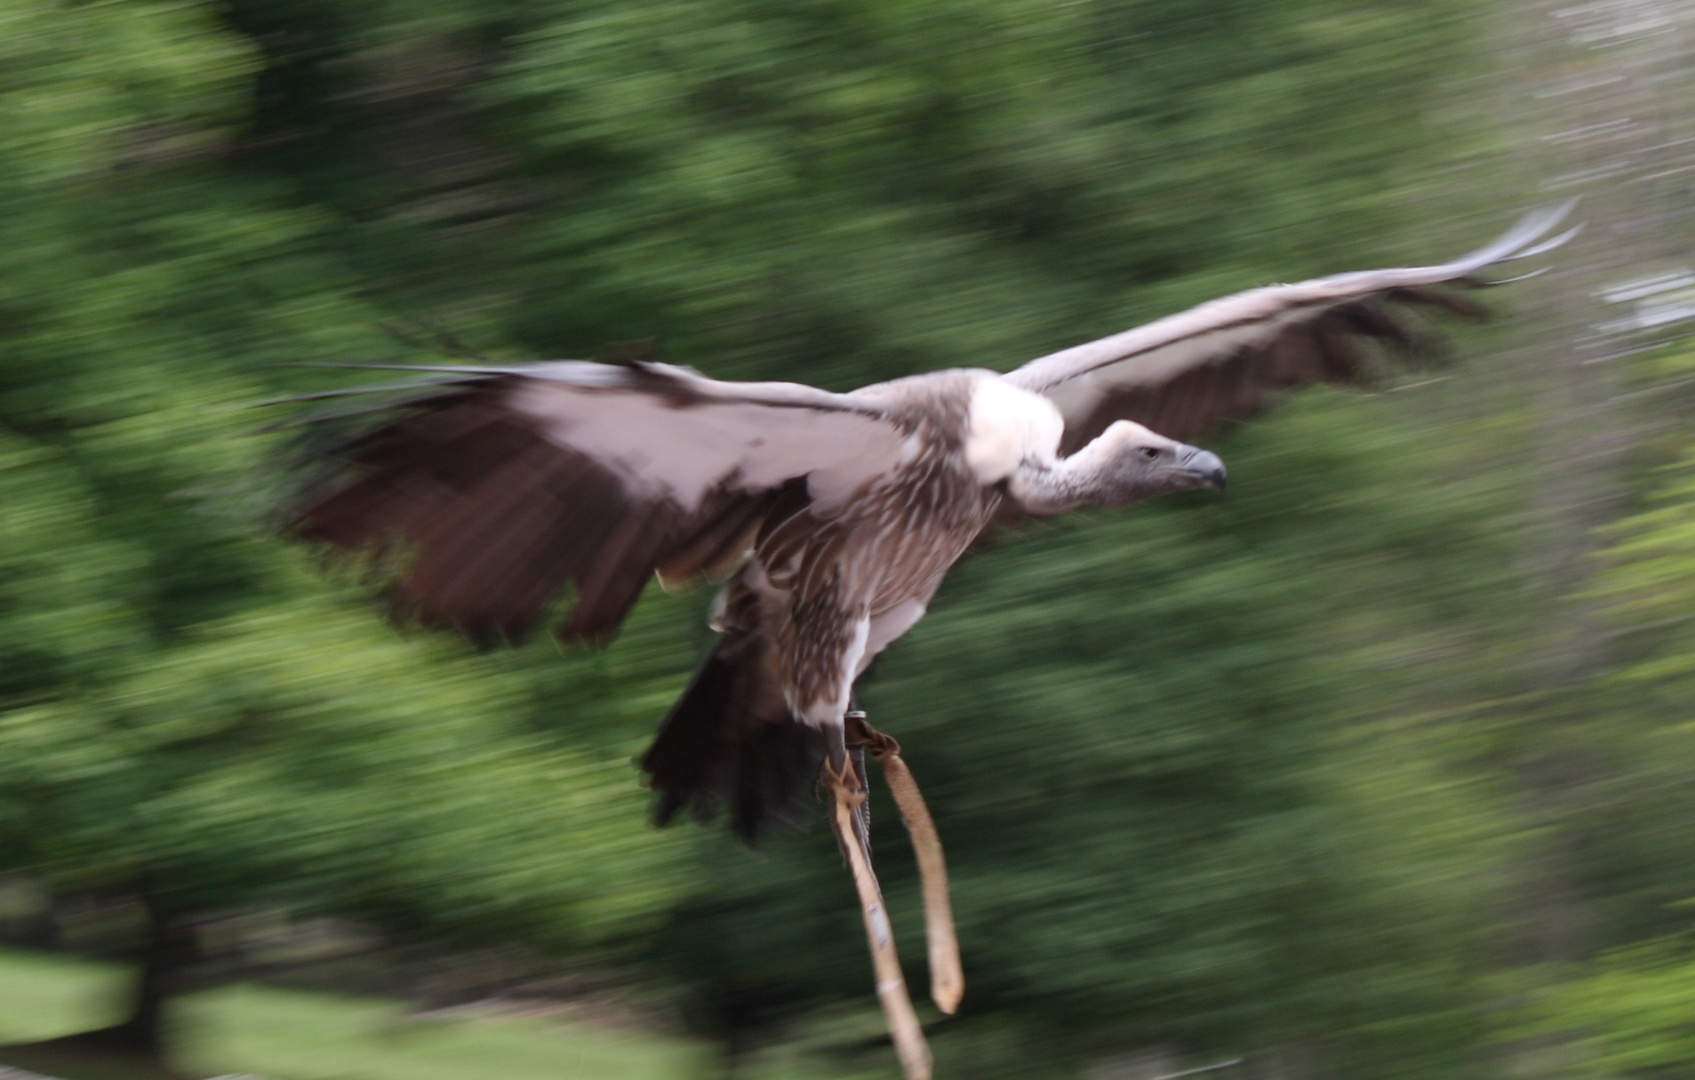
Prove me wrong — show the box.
[271,205,1573,840]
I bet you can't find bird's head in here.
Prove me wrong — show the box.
[1080,420,1226,507]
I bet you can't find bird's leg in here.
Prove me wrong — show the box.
[846,693,872,855]
[824,697,869,793]
[823,717,873,870]
[823,716,851,790]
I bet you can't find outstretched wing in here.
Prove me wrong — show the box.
[268,360,909,646]
[1004,203,1578,453]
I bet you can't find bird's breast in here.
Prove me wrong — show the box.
[835,454,999,613]
[962,377,1065,484]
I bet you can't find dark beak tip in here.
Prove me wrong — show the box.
[1181,447,1227,491]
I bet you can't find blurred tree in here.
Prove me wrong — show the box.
[0,0,690,1054]
[1515,342,1695,1071]
[8,0,1674,1075]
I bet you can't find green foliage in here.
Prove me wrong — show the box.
[0,0,689,958]
[1,0,1642,1076]
[1528,937,1695,1077]
[1517,342,1695,1075]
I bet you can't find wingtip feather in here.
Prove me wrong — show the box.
[1454,198,1581,271]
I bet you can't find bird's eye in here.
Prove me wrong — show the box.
[1139,446,1161,461]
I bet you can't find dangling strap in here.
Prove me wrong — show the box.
[844,712,964,1015]
[825,758,932,1080]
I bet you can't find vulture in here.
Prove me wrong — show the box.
[272,205,1574,841]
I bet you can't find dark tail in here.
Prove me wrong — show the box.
[641,631,824,843]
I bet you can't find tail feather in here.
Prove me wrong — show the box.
[641,633,823,842]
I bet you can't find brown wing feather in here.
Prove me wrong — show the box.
[1009,203,1577,450]
[291,392,680,644]
[278,363,907,647]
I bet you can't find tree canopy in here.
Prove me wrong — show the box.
[2,0,1693,1077]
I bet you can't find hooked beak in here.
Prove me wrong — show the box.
[1179,447,1227,491]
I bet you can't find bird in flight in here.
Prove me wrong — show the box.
[272,205,1573,840]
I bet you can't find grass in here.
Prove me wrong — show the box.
[0,948,708,1080]
[0,949,129,1045]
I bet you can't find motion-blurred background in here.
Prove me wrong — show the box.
[1,0,1692,1077]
